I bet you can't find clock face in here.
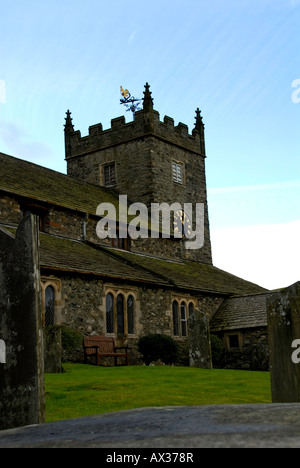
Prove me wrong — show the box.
[173,210,192,238]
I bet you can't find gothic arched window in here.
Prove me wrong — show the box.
[127,295,135,335]
[106,293,114,334]
[105,291,136,336]
[117,294,125,335]
[172,300,179,336]
[45,286,55,327]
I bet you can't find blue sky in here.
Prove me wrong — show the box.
[0,0,299,289]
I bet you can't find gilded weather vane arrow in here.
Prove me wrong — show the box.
[120,86,142,113]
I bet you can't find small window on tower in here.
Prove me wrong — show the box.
[172,161,183,184]
[103,163,116,187]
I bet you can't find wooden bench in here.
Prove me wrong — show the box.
[83,336,130,366]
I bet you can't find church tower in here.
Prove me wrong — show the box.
[64,83,212,264]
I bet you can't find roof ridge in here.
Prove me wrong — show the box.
[84,240,175,287]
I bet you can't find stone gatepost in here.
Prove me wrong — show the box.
[188,309,212,369]
[267,282,300,403]
[0,215,45,430]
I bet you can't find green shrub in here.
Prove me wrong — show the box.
[61,326,83,362]
[138,333,179,365]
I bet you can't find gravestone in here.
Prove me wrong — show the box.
[267,282,300,403]
[188,308,212,369]
[0,215,45,430]
[44,326,62,373]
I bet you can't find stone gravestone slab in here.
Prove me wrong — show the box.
[0,215,45,430]
[267,282,300,403]
[44,326,62,373]
[188,308,212,369]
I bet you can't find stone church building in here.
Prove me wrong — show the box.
[0,83,271,369]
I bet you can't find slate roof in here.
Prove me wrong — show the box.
[1,225,167,286]
[0,222,267,295]
[209,293,272,331]
[39,234,168,285]
[0,152,121,217]
[99,247,267,295]
[41,238,268,294]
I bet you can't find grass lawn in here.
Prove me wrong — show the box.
[45,364,272,423]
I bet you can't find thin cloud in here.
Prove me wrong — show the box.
[128,31,137,45]
[0,120,56,163]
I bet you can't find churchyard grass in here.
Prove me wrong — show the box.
[45,364,272,422]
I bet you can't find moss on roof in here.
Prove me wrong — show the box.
[104,248,268,295]
[39,233,169,285]
[0,152,121,217]
[1,220,267,295]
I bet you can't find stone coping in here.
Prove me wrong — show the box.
[1,404,300,448]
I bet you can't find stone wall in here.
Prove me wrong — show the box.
[211,328,269,370]
[42,270,218,366]
[60,275,105,334]
[0,215,45,430]
[0,194,21,225]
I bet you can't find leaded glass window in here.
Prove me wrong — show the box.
[117,294,124,334]
[181,302,187,337]
[45,286,55,327]
[173,300,179,336]
[106,293,114,333]
[127,295,135,335]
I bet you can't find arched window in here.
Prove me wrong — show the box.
[117,294,124,334]
[180,302,187,337]
[106,293,114,333]
[105,291,137,336]
[45,286,55,327]
[172,300,179,336]
[188,302,194,316]
[127,295,135,335]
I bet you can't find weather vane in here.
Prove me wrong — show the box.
[120,86,142,113]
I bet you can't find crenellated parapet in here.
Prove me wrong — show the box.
[64,83,206,160]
